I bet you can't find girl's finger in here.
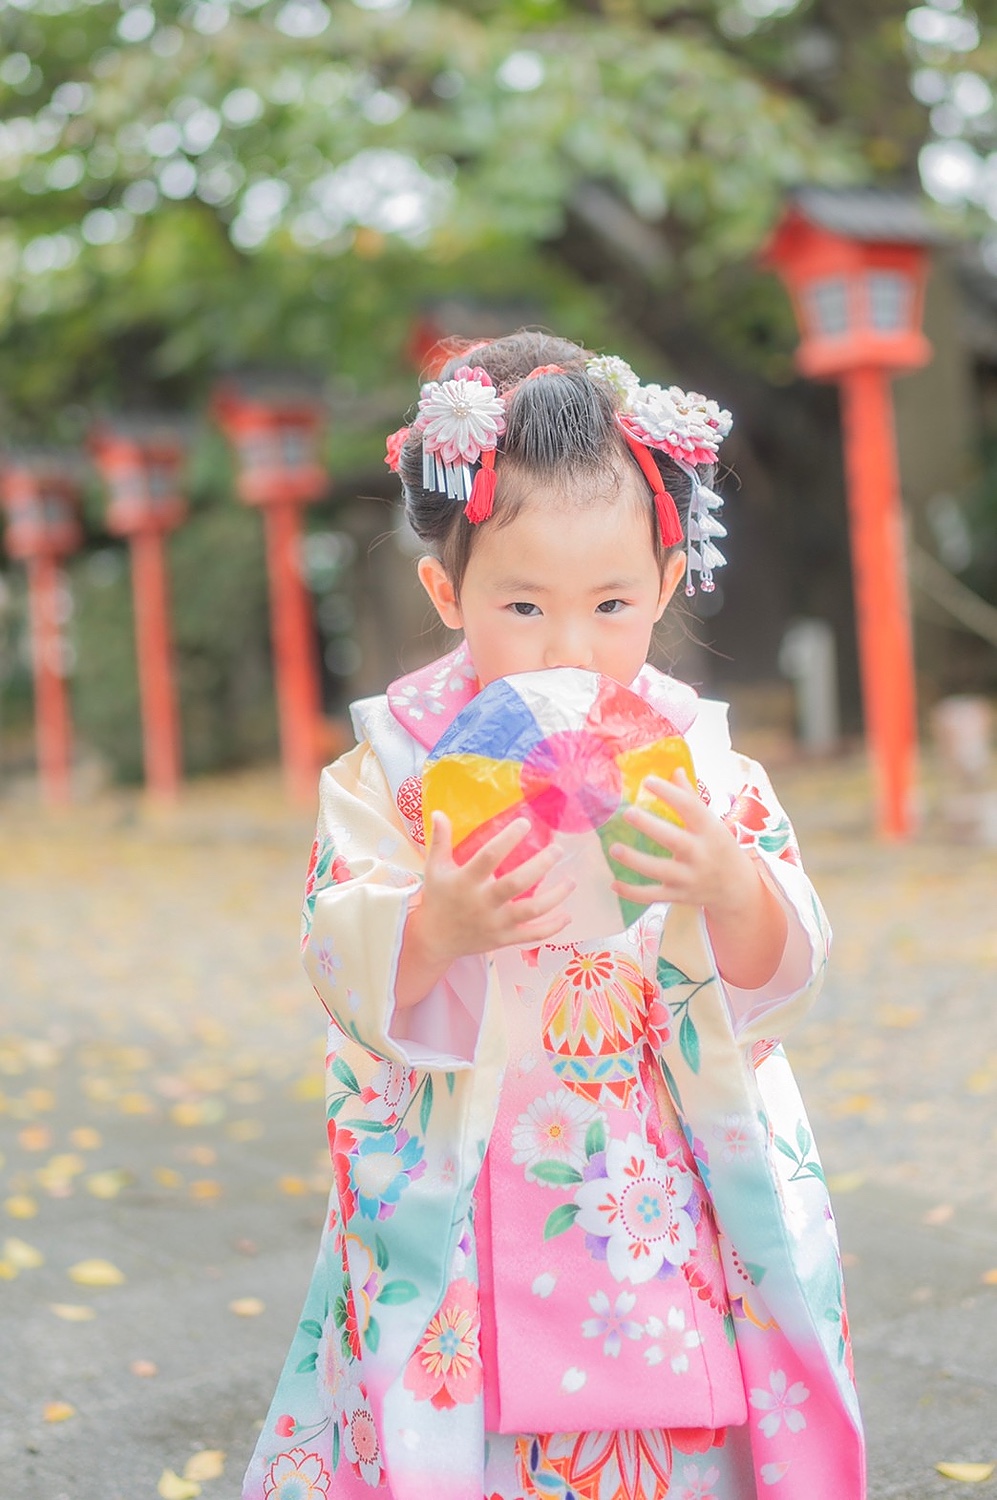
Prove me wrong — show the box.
[508,907,574,945]
[426,810,454,865]
[609,841,679,882]
[611,878,672,906]
[492,843,565,903]
[500,877,575,926]
[643,771,709,826]
[621,804,693,857]
[465,817,535,879]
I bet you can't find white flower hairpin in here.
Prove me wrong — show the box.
[413,365,506,522]
[588,357,733,594]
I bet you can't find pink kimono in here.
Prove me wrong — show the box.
[242,647,865,1500]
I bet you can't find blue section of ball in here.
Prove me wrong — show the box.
[427,676,543,763]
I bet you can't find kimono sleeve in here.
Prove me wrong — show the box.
[716,754,832,1046]
[301,742,489,1070]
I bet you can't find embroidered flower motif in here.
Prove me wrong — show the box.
[722,785,770,846]
[750,1368,810,1438]
[519,1426,673,1500]
[342,1235,382,1342]
[542,951,647,1108]
[404,1277,482,1409]
[683,1199,730,1313]
[676,1463,721,1500]
[315,939,343,984]
[327,1120,359,1222]
[263,1446,332,1499]
[359,1059,415,1126]
[415,365,506,465]
[347,1127,426,1221]
[644,1306,702,1373]
[511,1088,601,1178]
[574,1133,697,1285]
[714,1112,756,1162]
[317,1306,358,1412]
[340,1383,384,1486]
[581,1288,643,1357]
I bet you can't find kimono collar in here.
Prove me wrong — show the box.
[386,641,700,750]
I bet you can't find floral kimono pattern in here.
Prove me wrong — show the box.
[242,647,865,1500]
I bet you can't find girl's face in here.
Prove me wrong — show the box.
[418,480,686,688]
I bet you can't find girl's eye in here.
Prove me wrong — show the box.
[510,601,541,617]
[597,599,626,615]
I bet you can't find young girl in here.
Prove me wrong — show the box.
[242,332,864,1500]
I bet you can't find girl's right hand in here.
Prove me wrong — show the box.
[396,813,574,1009]
[422,812,575,961]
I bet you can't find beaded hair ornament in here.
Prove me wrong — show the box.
[385,354,733,595]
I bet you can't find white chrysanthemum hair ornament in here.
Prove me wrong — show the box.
[413,364,507,523]
[588,356,733,596]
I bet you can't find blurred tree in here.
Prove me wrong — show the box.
[0,0,940,435]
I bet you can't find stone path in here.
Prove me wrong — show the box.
[1,758,995,1499]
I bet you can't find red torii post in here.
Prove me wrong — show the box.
[0,454,83,805]
[762,188,939,840]
[213,379,328,805]
[90,423,187,802]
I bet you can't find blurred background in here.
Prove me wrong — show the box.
[4,3,997,1498]
[2,0,997,791]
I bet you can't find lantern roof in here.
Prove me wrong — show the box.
[779,186,951,247]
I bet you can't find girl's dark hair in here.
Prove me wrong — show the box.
[396,329,714,590]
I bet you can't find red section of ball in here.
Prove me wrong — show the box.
[520,729,622,833]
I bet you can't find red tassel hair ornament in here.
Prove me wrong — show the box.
[465,448,497,524]
[619,422,683,547]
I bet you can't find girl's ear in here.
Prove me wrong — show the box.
[655,549,687,619]
[417,555,463,630]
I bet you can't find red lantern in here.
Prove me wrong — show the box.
[90,421,188,802]
[0,453,83,805]
[761,188,941,839]
[213,377,327,804]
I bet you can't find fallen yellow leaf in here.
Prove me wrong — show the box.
[291,1073,324,1101]
[0,1260,17,1280]
[50,1303,97,1322]
[924,1204,955,1227]
[229,1296,265,1317]
[935,1462,996,1482]
[130,1359,158,1377]
[42,1401,76,1423]
[69,1127,102,1150]
[18,1125,52,1151]
[826,1172,866,1194]
[86,1169,131,1200]
[4,1194,38,1219]
[184,1450,226,1481]
[4,1237,43,1269]
[187,1145,217,1167]
[157,1469,201,1500]
[68,1259,126,1287]
[982,1269,997,1286]
[278,1176,308,1196]
[46,1153,85,1178]
[154,1167,183,1189]
[119,1091,155,1116]
[226,1119,263,1142]
[190,1179,221,1201]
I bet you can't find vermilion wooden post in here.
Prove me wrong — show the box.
[90,425,187,802]
[839,367,918,839]
[0,457,82,806]
[213,379,328,805]
[762,191,936,838]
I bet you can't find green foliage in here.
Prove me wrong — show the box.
[72,502,275,781]
[0,0,894,435]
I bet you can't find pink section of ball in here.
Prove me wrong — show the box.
[520,730,622,833]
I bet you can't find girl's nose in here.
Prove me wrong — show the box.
[543,630,593,670]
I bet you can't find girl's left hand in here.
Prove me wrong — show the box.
[610,769,757,919]
[609,769,787,990]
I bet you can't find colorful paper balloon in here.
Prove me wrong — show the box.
[422,669,695,941]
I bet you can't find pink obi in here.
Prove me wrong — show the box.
[473,1055,748,1435]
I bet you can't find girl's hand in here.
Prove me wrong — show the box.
[396,812,574,1009]
[610,770,787,990]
